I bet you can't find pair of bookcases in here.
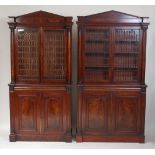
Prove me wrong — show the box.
[8,10,149,142]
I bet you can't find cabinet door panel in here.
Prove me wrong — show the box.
[82,92,110,135]
[15,91,40,134]
[113,91,141,135]
[15,28,40,83]
[83,28,112,83]
[42,29,66,83]
[41,91,69,134]
[113,28,142,83]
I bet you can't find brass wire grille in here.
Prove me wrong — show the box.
[17,30,39,81]
[114,29,140,81]
[84,29,140,82]
[84,29,110,81]
[43,30,65,80]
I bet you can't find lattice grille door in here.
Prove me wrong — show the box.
[16,28,40,82]
[84,29,111,82]
[43,30,65,81]
[113,29,141,82]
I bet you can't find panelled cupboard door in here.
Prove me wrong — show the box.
[41,91,70,134]
[81,92,110,135]
[42,29,67,83]
[14,91,40,134]
[15,27,40,83]
[112,91,141,135]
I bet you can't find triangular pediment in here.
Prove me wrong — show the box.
[77,10,149,24]
[16,10,64,19]
[8,10,73,26]
[85,10,141,19]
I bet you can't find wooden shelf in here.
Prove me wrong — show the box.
[85,66,109,70]
[115,40,139,44]
[86,40,109,43]
[114,67,138,70]
[85,52,109,56]
[114,52,138,55]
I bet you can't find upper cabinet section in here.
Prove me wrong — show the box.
[8,11,73,84]
[77,10,149,85]
[77,10,149,26]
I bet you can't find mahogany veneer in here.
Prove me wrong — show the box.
[76,10,149,143]
[8,11,73,142]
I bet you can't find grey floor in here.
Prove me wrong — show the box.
[0,126,155,149]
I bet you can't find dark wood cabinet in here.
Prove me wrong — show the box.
[8,11,73,142]
[76,10,149,142]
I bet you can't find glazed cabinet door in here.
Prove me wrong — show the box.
[81,91,110,135]
[112,91,141,135]
[14,91,40,134]
[113,28,142,83]
[82,27,112,83]
[41,29,67,83]
[15,27,40,83]
[41,90,70,134]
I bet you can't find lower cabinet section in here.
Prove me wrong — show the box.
[76,86,146,143]
[9,86,71,142]
[9,85,146,143]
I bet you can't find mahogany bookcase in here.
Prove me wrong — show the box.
[8,11,73,142]
[76,10,149,143]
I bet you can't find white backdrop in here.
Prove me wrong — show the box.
[0,5,155,148]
